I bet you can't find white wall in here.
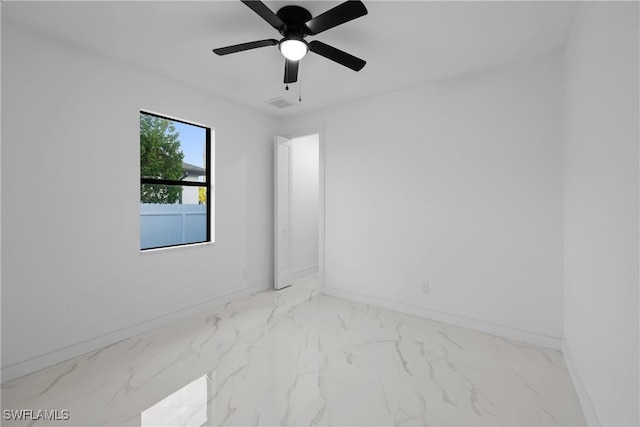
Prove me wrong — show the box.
[291,134,319,277]
[563,2,639,425]
[1,23,279,380]
[282,53,565,347]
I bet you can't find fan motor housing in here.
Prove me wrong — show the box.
[276,5,312,37]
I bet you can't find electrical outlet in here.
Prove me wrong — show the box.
[421,282,430,294]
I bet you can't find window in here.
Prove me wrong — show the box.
[140,111,211,250]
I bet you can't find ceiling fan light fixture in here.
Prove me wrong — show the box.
[279,38,308,61]
[212,0,368,83]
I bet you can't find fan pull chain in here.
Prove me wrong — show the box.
[299,83,302,102]
[285,84,289,90]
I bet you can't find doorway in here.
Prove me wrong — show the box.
[274,132,322,290]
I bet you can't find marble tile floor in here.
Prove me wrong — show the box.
[2,274,586,426]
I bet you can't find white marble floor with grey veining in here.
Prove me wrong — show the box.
[2,274,586,426]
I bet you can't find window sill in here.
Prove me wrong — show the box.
[140,241,213,255]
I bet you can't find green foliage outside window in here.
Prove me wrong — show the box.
[140,114,184,203]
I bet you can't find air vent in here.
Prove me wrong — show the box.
[266,97,295,109]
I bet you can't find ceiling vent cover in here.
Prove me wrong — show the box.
[266,97,295,109]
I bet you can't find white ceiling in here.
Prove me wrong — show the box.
[3,1,579,118]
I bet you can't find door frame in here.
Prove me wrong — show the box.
[274,128,325,291]
[274,136,294,289]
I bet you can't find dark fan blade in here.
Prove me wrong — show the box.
[305,0,367,35]
[284,59,299,83]
[308,40,366,71]
[241,0,285,31]
[213,39,278,55]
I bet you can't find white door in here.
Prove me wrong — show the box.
[275,136,294,289]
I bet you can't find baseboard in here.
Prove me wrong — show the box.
[293,265,318,279]
[562,338,601,426]
[1,280,272,384]
[322,286,563,350]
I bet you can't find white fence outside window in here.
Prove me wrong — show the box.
[140,204,206,249]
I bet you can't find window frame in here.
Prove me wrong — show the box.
[140,110,212,251]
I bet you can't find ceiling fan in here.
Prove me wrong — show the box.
[213,0,368,84]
